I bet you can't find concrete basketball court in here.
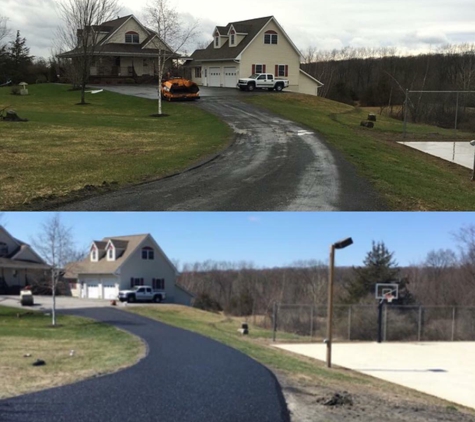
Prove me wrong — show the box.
[398,141,474,169]
[276,342,475,409]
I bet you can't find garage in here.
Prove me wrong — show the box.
[103,283,118,300]
[223,67,237,88]
[86,282,100,299]
[209,67,221,87]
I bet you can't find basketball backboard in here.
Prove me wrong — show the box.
[375,283,399,300]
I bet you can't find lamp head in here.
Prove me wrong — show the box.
[333,237,353,249]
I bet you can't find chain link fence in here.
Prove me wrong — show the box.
[270,303,475,343]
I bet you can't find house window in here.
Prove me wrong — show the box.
[107,245,114,260]
[215,36,219,47]
[152,278,165,290]
[252,64,266,74]
[276,64,288,77]
[0,242,8,257]
[264,31,278,45]
[125,31,139,44]
[195,67,202,78]
[142,246,154,260]
[230,34,235,46]
[130,277,144,287]
[91,249,97,260]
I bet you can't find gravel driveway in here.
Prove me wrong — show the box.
[55,87,385,211]
[0,307,290,422]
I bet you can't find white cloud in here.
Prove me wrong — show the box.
[1,0,475,58]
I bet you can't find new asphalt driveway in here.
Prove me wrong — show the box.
[0,307,290,422]
[56,87,385,211]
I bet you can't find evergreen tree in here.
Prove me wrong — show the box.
[7,30,33,83]
[345,241,413,304]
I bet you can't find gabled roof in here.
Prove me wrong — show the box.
[191,16,273,62]
[67,234,177,277]
[190,16,302,63]
[0,225,49,268]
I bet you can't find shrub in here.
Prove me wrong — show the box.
[10,86,21,95]
[193,293,222,313]
[125,78,135,84]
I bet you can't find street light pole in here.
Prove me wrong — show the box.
[326,244,335,368]
[326,237,353,369]
[470,140,475,181]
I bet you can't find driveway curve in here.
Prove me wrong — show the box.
[56,88,385,211]
[0,307,290,422]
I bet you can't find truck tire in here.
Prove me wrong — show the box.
[127,295,136,303]
[247,83,255,92]
[153,295,162,303]
[275,84,284,92]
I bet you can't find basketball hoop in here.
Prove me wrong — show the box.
[384,293,394,303]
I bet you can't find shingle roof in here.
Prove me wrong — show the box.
[66,234,149,277]
[93,241,107,250]
[191,16,273,61]
[0,258,50,270]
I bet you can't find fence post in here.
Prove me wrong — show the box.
[403,89,409,138]
[310,305,314,341]
[272,302,278,342]
[451,307,456,341]
[348,306,352,341]
[417,306,423,341]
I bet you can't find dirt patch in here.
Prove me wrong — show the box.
[274,370,475,422]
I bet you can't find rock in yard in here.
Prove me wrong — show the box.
[318,392,353,407]
[32,359,46,367]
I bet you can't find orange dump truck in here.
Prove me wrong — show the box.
[161,78,200,101]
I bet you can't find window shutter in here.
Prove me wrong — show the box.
[140,278,144,285]
[275,65,278,76]
[263,64,266,73]
[130,277,134,288]
[252,64,255,74]
[285,65,288,77]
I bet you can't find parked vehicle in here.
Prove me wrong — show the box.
[161,77,200,101]
[118,285,166,303]
[237,73,289,92]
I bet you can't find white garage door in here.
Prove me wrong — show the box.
[223,67,237,88]
[209,67,221,87]
[103,284,118,300]
[87,283,100,299]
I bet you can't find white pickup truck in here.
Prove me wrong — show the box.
[237,73,289,92]
[118,286,166,303]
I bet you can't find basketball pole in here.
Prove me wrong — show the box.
[377,299,384,343]
[326,244,335,368]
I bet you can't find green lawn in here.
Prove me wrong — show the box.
[0,84,231,209]
[0,306,145,398]
[244,94,475,210]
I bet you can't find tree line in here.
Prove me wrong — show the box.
[178,225,475,316]
[302,44,475,129]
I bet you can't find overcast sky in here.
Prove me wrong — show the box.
[1,0,475,59]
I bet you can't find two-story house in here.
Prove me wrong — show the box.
[59,14,172,84]
[0,225,51,294]
[66,233,193,306]
[187,16,323,95]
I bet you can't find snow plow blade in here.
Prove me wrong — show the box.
[161,78,200,101]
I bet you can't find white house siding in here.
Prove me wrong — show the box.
[297,70,321,96]
[240,21,300,91]
[173,285,194,306]
[108,19,149,44]
[118,239,177,300]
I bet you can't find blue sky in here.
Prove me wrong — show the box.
[1,212,472,269]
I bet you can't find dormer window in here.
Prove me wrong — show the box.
[214,30,220,48]
[90,244,98,262]
[125,31,139,44]
[264,30,278,45]
[142,246,154,260]
[230,29,236,46]
[0,242,7,257]
[107,243,115,261]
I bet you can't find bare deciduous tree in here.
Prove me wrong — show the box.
[56,0,120,104]
[31,214,78,326]
[145,0,198,115]
[0,15,10,46]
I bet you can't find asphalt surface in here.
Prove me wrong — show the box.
[55,87,385,211]
[0,307,290,422]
